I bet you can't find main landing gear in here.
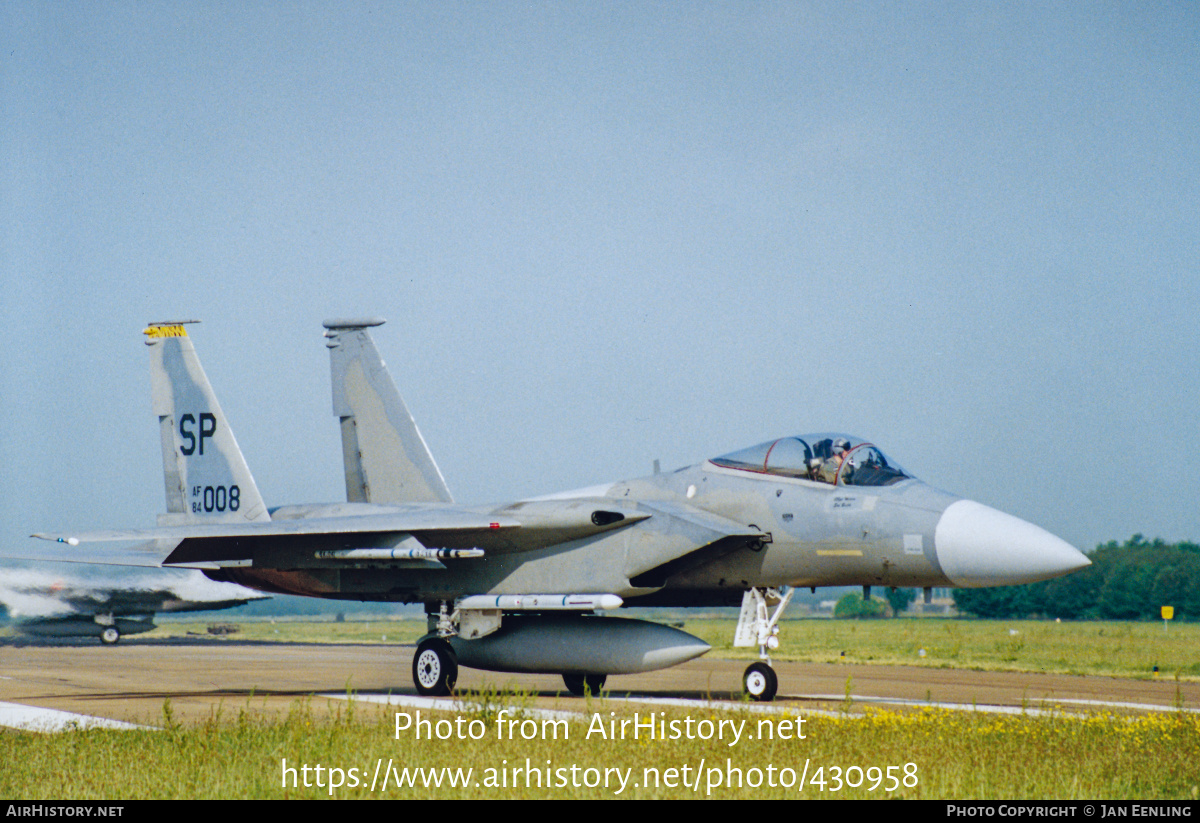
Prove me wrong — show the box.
[96,613,120,646]
[735,587,794,702]
[562,673,606,696]
[413,602,460,696]
[413,636,458,696]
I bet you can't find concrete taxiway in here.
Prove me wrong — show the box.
[0,638,1195,730]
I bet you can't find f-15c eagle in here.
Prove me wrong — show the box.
[31,320,1088,700]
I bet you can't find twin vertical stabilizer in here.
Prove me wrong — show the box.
[144,322,270,525]
[143,318,451,523]
[322,319,453,505]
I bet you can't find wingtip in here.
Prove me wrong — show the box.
[31,534,79,546]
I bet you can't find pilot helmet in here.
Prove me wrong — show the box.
[833,437,850,454]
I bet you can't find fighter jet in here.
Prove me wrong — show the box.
[30,320,1089,700]
[0,569,268,644]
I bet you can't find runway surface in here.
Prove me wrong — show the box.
[1,637,1195,730]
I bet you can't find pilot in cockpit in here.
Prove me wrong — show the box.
[817,437,851,484]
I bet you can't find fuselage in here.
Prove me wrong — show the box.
[206,446,1089,607]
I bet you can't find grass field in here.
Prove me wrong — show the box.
[1,695,1197,799]
[3,616,1198,799]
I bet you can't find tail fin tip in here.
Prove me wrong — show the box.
[322,317,386,331]
[144,320,200,343]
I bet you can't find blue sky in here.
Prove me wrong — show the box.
[3,2,1197,565]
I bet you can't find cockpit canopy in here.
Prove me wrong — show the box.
[709,434,911,487]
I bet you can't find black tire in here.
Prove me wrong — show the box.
[562,673,607,696]
[743,662,777,702]
[412,637,458,696]
[99,627,120,646]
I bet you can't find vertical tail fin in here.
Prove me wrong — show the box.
[322,318,453,505]
[144,322,270,525]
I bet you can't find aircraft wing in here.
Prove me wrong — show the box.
[28,499,653,571]
[32,509,522,544]
[28,513,517,570]
[23,496,758,592]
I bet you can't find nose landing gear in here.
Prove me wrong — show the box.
[743,661,778,701]
[735,587,794,701]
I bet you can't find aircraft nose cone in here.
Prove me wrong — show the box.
[934,500,1090,587]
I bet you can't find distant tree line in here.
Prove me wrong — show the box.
[831,587,919,619]
[833,592,891,619]
[953,536,1200,621]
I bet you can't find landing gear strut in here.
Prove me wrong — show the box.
[735,587,794,701]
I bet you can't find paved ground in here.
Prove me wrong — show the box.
[2,637,1196,729]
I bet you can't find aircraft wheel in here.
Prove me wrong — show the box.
[413,638,457,696]
[562,673,606,696]
[743,662,777,702]
[99,627,120,646]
